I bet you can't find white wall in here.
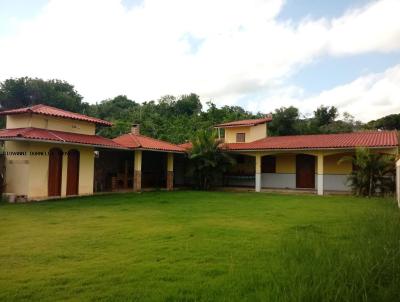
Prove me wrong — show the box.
[322,175,350,191]
[261,173,296,189]
[260,173,351,191]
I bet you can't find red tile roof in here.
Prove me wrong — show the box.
[215,116,272,128]
[225,131,399,151]
[0,104,112,126]
[0,127,125,149]
[113,133,185,153]
[178,142,192,150]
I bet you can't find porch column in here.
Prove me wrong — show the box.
[167,153,174,191]
[255,153,261,192]
[317,154,324,195]
[134,150,142,192]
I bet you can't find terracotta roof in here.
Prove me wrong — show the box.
[178,142,192,150]
[0,127,125,149]
[0,104,112,126]
[215,116,272,128]
[225,131,399,151]
[113,133,185,153]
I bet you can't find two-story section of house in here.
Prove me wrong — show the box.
[0,104,123,200]
[215,117,398,195]
[215,116,272,143]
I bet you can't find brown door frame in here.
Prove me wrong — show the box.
[48,148,63,196]
[66,149,80,196]
[296,154,315,189]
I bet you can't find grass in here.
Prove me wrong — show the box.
[0,191,400,301]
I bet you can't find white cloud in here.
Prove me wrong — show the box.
[328,0,400,55]
[306,64,400,121]
[251,64,400,122]
[0,0,399,120]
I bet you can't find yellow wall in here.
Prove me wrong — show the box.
[7,114,96,135]
[4,141,94,199]
[275,154,296,173]
[77,147,95,195]
[6,115,30,128]
[167,153,174,172]
[134,150,142,171]
[225,126,250,143]
[4,141,30,196]
[273,152,353,174]
[224,123,267,143]
[236,148,398,175]
[250,123,267,141]
[323,153,352,174]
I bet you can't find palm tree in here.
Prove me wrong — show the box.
[188,130,235,190]
[339,148,395,197]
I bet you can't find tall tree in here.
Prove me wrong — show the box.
[268,106,300,136]
[90,95,138,120]
[367,113,400,130]
[313,105,338,127]
[0,77,86,113]
[0,77,88,128]
[6,77,393,143]
[318,112,362,134]
[174,93,202,116]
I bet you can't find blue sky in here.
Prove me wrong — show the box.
[0,0,47,35]
[278,0,371,21]
[276,1,400,95]
[0,0,399,121]
[291,52,400,94]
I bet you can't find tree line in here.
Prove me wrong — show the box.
[0,77,399,143]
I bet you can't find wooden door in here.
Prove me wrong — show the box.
[66,150,80,196]
[48,148,63,196]
[296,154,315,189]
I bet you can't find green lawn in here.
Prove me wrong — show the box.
[1,191,400,301]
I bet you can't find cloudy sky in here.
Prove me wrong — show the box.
[0,0,400,121]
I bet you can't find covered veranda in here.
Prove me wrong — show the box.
[224,150,351,195]
[94,126,185,193]
[223,131,399,195]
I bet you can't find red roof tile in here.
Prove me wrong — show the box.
[113,133,185,153]
[215,116,272,128]
[0,104,112,126]
[178,142,192,150]
[225,131,399,150]
[0,127,125,149]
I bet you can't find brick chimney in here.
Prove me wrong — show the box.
[131,124,140,135]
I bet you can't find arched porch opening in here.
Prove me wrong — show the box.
[223,154,255,187]
[258,152,317,192]
[141,151,167,188]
